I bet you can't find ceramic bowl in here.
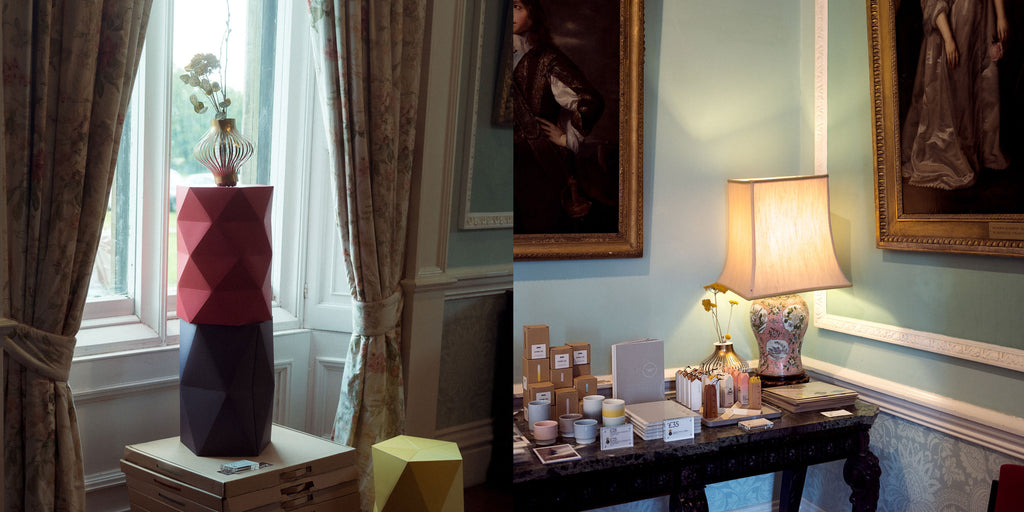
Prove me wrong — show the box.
[533,420,559,446]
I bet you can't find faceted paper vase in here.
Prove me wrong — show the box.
[176,186,273,326]
[372,436,464,512]
[179,321,274,456]
[176,185,274,456]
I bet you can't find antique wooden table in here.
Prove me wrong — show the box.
[512,400,880,512]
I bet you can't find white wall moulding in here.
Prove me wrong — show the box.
[72,375,179,405]
[459,0,512,230]
[814,292,1024,373]
[273,361,293,426]
[804,357,1024,460]
[433,419,495,487]
[312,356,347,438]
[813,0,827,176]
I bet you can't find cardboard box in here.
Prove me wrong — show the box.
[574,375,599,397]
[523,325,550,360]
[567,342,591,366]
[522,357,551,387]
[550,368,573,388]
[549,345,572,370]
[526,381,555,405]
[573,364,592,377]
[554,388,580,417]
[526,381,555,423]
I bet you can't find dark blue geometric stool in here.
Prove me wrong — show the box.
[179,320,274,456]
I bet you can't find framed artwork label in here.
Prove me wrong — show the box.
[989,223,1024,241]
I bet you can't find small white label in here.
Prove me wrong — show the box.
[664,417,694,442]
[553,353,571,369]
[530,344,547,359]
[573,350,588,365]
[821,409,852,418]
[522,375,527,390]
[536,391,552,402]
[600,425,634,451]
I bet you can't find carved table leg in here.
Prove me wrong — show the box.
[779,466,807,512]
[670,487,709,512]
[843,430,881,512]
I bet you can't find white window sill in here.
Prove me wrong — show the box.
[74,306,303,359]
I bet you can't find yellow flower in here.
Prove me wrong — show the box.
[702,283,729,293]
[702,298,713,311]
[729,300,738,305]
[724,334,732,340]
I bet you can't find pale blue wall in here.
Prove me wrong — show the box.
[448,0,513,269]
[514,0,808,389]
[514,0,1024,510]
[807,0,1024,418]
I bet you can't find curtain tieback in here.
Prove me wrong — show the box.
[352,289,404,337]
[1,320,76,382]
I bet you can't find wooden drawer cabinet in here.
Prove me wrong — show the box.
[121,425,357,511]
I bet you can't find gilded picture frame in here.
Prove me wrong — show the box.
[870,0,1024,257]
[512,0,643,260]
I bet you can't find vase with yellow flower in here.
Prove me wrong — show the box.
[699,283,748,373]
[181,53,253,187]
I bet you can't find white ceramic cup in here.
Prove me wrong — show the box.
[602,398,626,427]
[533,420,558,446]
[558,413,582,437]
[581,395,605,422]
[527,400,550,429]
[574,419,599,444]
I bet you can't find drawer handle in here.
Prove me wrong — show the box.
[157,492,186,507]
[282,494,314,510]
[153,479,182,492]
[280,481,314,496]
[279,465,312,482]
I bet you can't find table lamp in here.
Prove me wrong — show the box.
[714,175,850,387]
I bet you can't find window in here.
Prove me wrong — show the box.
[79,0,333,354]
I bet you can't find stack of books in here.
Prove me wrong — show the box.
[762,381,858,413]
[625,400,701,441]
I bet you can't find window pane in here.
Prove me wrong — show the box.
[171,0,277,288]
[88,105,134,299]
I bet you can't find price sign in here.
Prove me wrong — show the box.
[664,417,694,442]
[600,425,634,451]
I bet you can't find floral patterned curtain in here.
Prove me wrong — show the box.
[307,1,426,509]
[0,1,151,510]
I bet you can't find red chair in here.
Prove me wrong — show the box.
[990,464,1024,512]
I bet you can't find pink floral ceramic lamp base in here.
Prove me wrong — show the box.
[750,294,811,387]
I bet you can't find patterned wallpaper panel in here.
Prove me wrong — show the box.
[584,474,773,511]
[436,293,509,430]
[805,412,1024,512]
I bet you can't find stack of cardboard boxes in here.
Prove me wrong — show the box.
[523,325,599,423]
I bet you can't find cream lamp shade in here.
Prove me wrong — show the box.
[716,175,850,299]
[715,174,850,386]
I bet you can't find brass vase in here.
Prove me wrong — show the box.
[193,118,254,186]
[699,341,749,374]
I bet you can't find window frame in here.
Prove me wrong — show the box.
[76,0,343,357]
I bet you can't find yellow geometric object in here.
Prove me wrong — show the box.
[372,435,464,512]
